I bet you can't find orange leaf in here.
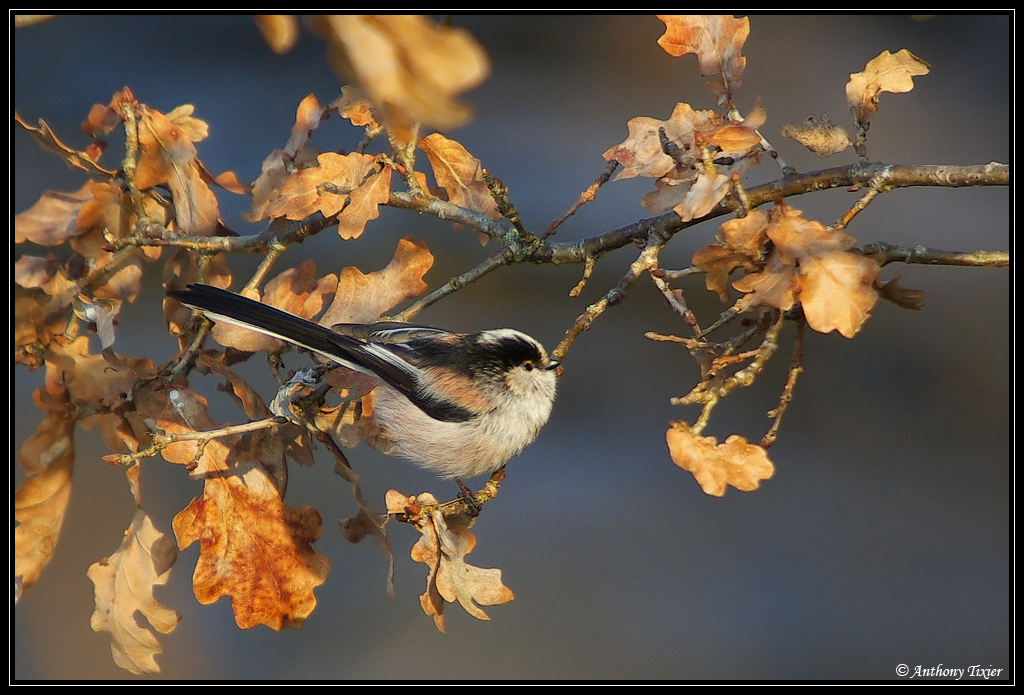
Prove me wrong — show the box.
[731,203,881,338]
[797,248,881,339]
[846,49,930,124]
[394,492,513,632]
[603,102,720,181]
[666,421,775,497]
[419,133,500,218]
[319,15,489,137]
[336,164,392,239]
[15,404,75,597]
[672,170,730,222]
[14,184,93,245]
[320,236,434,325]
[136,105,219,235]
[254,14,300,54]
[656,15,750,105]
[173,462,329,630]
[732,250,799,313]
[254,151,380,223]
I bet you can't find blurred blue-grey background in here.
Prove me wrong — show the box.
[14,15,1009,680]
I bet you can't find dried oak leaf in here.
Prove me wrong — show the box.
[666,421,775,497]
[673,170,731,222]
[173,457,329,630]
[136,105,220,236]
[780,114,852,158]
[692,210,769,302]
[15,111,117,178]
[846,49,930,125]
[331,85,379,129]
[88,464,179,675]
[81,87,135,137]
[603,102,720,181]
[389,491,513,632]
[766,204,880,338]
[418,133,500,218]
[733,203,880,338]
[14,183,93,245]
[317,15,489,137]
[656,15,750,106]
[15,388,75,595]
[320,236,434,325]
[250,151,384,231]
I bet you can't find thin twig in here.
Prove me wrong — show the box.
[542,160,619,238]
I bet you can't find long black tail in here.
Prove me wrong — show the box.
[167,284,411,390]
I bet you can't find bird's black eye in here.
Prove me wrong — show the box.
[523,360,534,371]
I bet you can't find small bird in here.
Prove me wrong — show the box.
[168,284,558,478]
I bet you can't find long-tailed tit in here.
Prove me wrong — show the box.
[168,284,559,478]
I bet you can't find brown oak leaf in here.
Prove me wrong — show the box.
[780,114,852,157]
[731,203,880,338]
[388,491,513,632]
[14,183,93,245]
[846,49,930,125]
[173,458,329,630]
[15,388,75,596]
[666,421,775,497]
[419,133,500,218]
[320,236,434,325]
[656,15,750,106]
[88,464,179,675]
[603,102,720,181]
[136,105,220,236]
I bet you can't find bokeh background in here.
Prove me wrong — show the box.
[14,15,1009,680]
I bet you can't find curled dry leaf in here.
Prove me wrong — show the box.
[14,183,93,246]
[136,105,220,236]
[874,272,924,311]
[846,49,930,125]
[673,170,731,222]
[656,15,750,106]
[331,85,379,129]
[780,114,852,158]
[666,421,775,497]
[15,112,117,178]
[88,464,180,675]
[692,209,769,302]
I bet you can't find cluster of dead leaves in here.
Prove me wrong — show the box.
[781,48,930,157]
[694,202,882,339]
[603,16,763,222]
